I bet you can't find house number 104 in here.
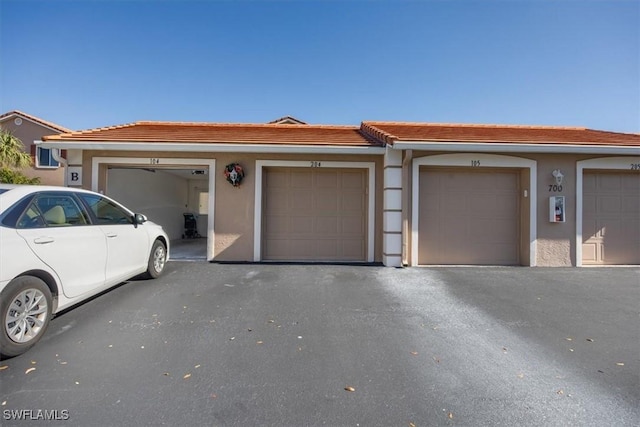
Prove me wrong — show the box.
[150,158,160,165]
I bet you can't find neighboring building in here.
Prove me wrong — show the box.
[268,116,308,125]
[0,110,71,185]
[39,118,640,267]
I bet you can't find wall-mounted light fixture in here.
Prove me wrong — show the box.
[552,169,564,185]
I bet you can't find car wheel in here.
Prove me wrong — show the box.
[0,276,53,358]
[144,240,167,279]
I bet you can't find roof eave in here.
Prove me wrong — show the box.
[37,140,386,155]
[389,141,640,155]
[1,111,71,134]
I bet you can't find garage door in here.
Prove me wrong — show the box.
[262,168,367,261]
[418,168,520,265]
[582,172,640,265]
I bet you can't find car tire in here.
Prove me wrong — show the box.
[144,240,167,279]
[0,276,53,358]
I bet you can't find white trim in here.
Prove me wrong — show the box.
[91,156,216,261]
[34,146,60,169]
[411,153,537,266]
[392,141,640,155]
[39,140,386,155]
[254,160,376,262]
[575,156,640,267]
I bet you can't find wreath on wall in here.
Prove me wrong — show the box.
[224,163,245,187]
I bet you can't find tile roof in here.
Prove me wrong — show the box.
[43,121,381,146]
[361,121,640,146]
[0,110,72,133]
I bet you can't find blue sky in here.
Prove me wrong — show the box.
[1,0,638,133]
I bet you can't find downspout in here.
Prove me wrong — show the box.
[401,149,412,266]
[51,148,68,187]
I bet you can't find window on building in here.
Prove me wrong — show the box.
[36,147,59,168]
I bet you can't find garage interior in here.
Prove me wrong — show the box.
[106,166,209,260]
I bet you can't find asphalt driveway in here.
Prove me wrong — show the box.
[1,263,638,426]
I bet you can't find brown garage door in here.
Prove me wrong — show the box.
[263,167,366,261]
[582,172,640,265]
[418,168,520,265]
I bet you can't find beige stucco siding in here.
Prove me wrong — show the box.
[79,148,637,267]
[82,150,384,263]
[0,118,65,185]
[407,151,638,266]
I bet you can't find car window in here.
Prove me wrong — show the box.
[16,205,46,229]
[1,195,34,228]
[16,194,90,228]
[79,194,133,225]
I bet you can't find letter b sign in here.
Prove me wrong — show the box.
[68,167,82,185]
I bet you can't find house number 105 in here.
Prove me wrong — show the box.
[471,160,481,167]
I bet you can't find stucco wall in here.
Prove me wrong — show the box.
[214,152,384,262]
[83,150,384,263]
[532,154,579,266]
[0,118,65,185]
[408,151,633,266]
[80,148,634,266]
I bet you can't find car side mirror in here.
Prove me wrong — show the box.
[133,213,147,228]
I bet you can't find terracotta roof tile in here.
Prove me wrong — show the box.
[43,121,381,146]
[0,110,72,133]
[361,121,640,146]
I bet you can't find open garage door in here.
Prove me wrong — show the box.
[262,167,367,261]
[418,168,520,265]
[105,163,212,261]
[582,171,640,265]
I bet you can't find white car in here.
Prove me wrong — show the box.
[0,184,169,357]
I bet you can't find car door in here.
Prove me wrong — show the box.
[15,192,107,299]
[78,194,149,283]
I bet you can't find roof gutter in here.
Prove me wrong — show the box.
[50,149,68,186]
[390,141,640,155]
[36,140,386,155]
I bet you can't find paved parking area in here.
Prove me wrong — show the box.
[1,263,638,426]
